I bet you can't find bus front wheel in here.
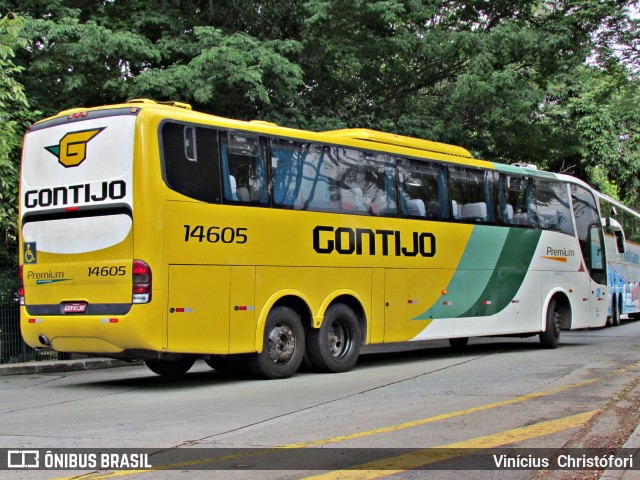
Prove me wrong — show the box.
[248,306,305,379]
[305,303,362,373]
[145,357,196,379]
[539,298,560,349]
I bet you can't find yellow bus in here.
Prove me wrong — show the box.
[18,99,624,379]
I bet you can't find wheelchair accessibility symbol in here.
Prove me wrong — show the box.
[24,242,37,264]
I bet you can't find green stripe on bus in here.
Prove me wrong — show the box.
[412,227,541,320]
[458,228,541,317]
[413,226,508,320]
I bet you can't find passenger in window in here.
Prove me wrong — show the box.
[423,183,440,219]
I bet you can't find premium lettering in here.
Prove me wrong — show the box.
[546,246,575,257]
[26,270,64,280]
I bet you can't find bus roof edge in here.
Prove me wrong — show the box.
[323,128,473,158]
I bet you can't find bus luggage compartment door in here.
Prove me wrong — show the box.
[167,265,230,353]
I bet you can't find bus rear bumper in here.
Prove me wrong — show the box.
[51,336,124,354]
[20,304,163,355]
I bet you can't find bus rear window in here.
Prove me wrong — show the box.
[22,214,132,254]
[161,122,222,203]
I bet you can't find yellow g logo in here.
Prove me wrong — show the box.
[45,128,105,167]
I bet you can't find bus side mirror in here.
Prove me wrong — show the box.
[604,217,626,254]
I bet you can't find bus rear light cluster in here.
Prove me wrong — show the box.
[132,260,152,304]
[67,111,88,119]
[18,265,25,306]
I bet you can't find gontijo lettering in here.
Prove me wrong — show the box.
[313,225,436,257]
[23,180,126,209]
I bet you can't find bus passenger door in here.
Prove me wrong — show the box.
[384,269,407,342]
[167,265,230,353]
[571,185,608,328]
[588,225,608,326]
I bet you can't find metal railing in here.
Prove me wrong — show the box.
[0,299,91,364]
[0,298,31,363]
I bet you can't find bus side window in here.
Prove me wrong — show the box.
[397,159,447,219]
[534,180,574,236]
[271,139,339,212]
[496,174,513,225]
[221,132,268,205]
[161,122,222,203]
[501,175,535,228]
[339,149,398,215]
[448,166,494,223]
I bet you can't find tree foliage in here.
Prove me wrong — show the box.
[0,12,35,277]
[0,0,639,272]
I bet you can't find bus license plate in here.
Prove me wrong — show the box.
[63,302,87,314]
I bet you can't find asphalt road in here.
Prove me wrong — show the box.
[2,319,640,480]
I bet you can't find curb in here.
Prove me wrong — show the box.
[0,358,134,376]
[600,422,640,480]
[532,368,640,480]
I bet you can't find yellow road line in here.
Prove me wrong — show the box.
[301,410,599,480]
[54,361,640,479]
[52,380,598,480]
[285,377,598,448]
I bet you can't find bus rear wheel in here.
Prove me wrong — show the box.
[248,306,305,379]
[145,357,196,379]
[305,303,362,373]
[611,298,621,327]
[449,337,469,349]
[539,298,560,349]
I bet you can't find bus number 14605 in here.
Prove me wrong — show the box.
[183,225,248,244]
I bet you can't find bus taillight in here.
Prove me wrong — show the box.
[18,265,24,306]
[132,260,152,304]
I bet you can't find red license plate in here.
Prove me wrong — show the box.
[63,302,87,313]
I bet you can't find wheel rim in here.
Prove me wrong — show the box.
[268,322,296,365]
[327,319,353,359]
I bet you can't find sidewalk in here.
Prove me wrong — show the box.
[601,423,640,480]
[0,358,133,376]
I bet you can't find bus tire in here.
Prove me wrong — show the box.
[248,306,305,379]
[449,337,469,349]
[539,298,560,349]
[145,357,196,379]
[205,355,251,375]
[612,298,621,327]
[305,303,362,373]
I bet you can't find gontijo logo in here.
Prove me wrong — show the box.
[45,128,105,168]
